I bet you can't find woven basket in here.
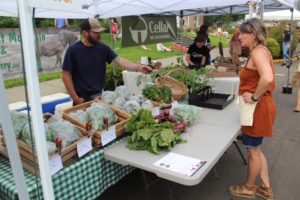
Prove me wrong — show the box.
[165,68,188,76]
[155,76,188,101]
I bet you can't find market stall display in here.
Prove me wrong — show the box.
[101,86,157,112]
[0,113,89,176]
[63,100,131,148]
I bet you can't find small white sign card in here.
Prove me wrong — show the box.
[49,155,63,176]
[151,107,160,117]
[153,152,207,177]
[101,126,116,146]
[77,137,93,158]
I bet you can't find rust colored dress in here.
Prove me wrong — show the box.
[239,45,276,137]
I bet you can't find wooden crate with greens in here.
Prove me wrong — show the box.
[63,100,131,148]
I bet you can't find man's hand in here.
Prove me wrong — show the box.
[138,65,153,74]
[73,96,84,105]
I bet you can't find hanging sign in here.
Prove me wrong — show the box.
[121,15,177,47]
[28,0,82,12]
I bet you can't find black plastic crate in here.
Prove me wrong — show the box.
[188,93,234,110]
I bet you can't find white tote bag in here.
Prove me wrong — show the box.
[238,96,258,126]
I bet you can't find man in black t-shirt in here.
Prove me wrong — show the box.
[62,18,152,105]
[186,35,209,69]
[282,24,291,66]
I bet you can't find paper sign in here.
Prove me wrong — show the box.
[49,155,63,176]
[101,126,116,146]
[77,137,93,158]
[151,107,160,117]
[153,152,206,177]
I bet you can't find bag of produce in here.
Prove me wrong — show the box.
[10,111,29,139]
[115,85,131,100]
[47,119,82,149]
[86,102,118,131]
[128,95,141,104]
[141,100,153,110]
[112,97,126,109]
[170,104,201,124]
[69,110,88,124]
[123,100,140,113]
[21,122,52,146]
[47,141,57,155]
[101,91,117,104]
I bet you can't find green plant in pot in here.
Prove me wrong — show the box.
[185,68,212,101]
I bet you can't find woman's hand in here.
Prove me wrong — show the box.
[242,92,257,104]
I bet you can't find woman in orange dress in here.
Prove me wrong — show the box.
[229,18,276,200]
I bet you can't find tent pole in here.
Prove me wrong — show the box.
[180,10,184,61]
[110,18,118,89]
[17,0,55,199]
[260,0,264,20]
[283,8,294,94]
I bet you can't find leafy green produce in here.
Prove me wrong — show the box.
[125,109,186,154]
[142,85,172,104]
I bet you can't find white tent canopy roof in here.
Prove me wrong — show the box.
[247,9,300,21]
[0,0,295,19]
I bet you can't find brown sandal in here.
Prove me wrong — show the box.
[229,184,256,199]
[256,185,274,200]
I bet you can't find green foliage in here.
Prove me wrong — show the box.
[104,64,124,91]
[125,109,186,154]
[185,68,211,93]
[268,23,300,57]
[34,19,54,28]
[142,85,172,103]
[99,19,111,33]
[0,17,19,28]
[266,37,280,59]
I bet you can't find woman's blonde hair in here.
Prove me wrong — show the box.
[239,18,267,45]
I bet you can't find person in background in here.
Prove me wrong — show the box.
[111,18,119,41]
[186,35,209,69]
[229,18,276,200]
[281,24,291,66]
[55,18,68,29]
[197,24,213,65]
[62,18,152,105]
[229,29,242,66]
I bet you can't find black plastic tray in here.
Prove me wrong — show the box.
[188,93,234,110]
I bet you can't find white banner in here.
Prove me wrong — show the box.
[28,0,83,12]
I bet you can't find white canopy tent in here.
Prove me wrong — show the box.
[247,9,300,21]
[0,0,295,19]
[0,0,297,200]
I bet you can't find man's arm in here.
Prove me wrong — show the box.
[61,70,84,105]
[186,54,193,65]
[201,56,206,66]
[113,56,153,74]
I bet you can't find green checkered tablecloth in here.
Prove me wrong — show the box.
[0,138,134,200]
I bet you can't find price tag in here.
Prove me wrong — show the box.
[101,126,116,146]
[49,155,63,176]
[77,137,93,158]
[151,107,160,117]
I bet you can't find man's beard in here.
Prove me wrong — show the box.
[88,34,100,45]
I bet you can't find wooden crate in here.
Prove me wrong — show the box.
[0,114,91,177]
[63,100,131,148]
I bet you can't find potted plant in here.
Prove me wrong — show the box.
[185,68,212,101]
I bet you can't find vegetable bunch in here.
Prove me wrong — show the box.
[142,85,172,104]
[125,109,186,154]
